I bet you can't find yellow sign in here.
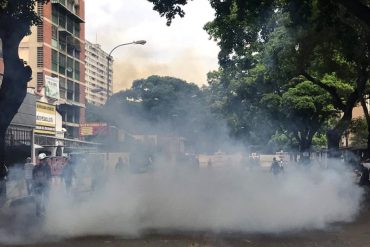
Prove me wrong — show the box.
[80,123,108,136]
[80,126,93,136]
[35,102,56,135]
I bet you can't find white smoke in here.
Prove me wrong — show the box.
[43,160,363,238]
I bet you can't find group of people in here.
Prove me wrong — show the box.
[21,153,75,215]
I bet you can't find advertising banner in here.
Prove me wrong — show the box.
[45,75,60,99]
[80,123,108,136]
[35,102,56,135]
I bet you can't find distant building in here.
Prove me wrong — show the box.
[85,40,113,106]
[19,0,86,139]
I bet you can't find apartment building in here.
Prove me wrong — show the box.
[85,40,113,106]
[19,0,86,139]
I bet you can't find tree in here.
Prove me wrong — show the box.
[273,81,334,155]
[148,0,370,156]
[105,75,227,153]
[207,66,279,151]
[0,0,49,165]
[148,0,370,28]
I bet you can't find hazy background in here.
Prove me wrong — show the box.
[85,0,220,91]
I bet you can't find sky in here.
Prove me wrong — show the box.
[85,0,220,92]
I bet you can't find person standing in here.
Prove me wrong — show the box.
[0,163,8,207]
[62,158,76,194]
[115,157,126,173]
[270,157,283,175]
[359,164,370,186]
[24,157,34,195]
[33,153,51,216]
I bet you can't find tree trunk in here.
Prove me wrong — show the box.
[0,34,32,165]
[360,97,370,159]
[327,108,353,158]
[298,129,315,165]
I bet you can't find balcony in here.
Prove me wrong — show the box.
[52,0,84,23]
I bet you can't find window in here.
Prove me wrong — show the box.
[74,82,80,102]
[74,47,80,59]
[59,35,66,51]
[59,54,66,74]
[67,17,74,33]
[67,41,74,57]
[59,77,66,99]
[59,13,66,28]
[52,49,58,72]
[52,25,58,40]
[74,22,80,37]
[52,5,58,24]
[74,60,80,80]
[66,57,73,78]
[67,80,74,100]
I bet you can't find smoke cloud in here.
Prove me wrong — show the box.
[42,160,363,238]
[112,48,214,91]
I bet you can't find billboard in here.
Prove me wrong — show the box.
[80,123,108,136]
[45,75,60,99]
[35,102,56,135]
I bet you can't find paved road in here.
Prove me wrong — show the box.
[1,204,370,247]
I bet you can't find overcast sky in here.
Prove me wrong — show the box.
[85,0,220,92]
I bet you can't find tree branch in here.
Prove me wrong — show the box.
[301,71,346,110]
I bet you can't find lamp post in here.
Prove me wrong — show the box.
[106,40,146,103]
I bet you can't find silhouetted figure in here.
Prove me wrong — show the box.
[207,159,213,169]
[0,163,8,207]
[115,157,126,173]
[33,153,51,216]
[270,157,283,175]
[62,159,76,193]
[359,164,370,186]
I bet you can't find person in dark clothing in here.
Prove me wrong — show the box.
[115,157,126,172]
[33,153,52,216]
[0,164,8,207]
[116,157,128,173]
[62,159,76,193]
[359,164,370,186]
[270,157,283,175]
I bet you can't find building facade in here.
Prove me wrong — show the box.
[19,0,86,139]
[85,40,113,106]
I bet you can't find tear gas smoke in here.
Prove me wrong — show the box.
[43,160,363,238]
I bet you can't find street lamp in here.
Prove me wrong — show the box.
[106,40,147,102]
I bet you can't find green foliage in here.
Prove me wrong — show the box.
[106,75,228,153]
[0,0,49,37]
[349,117,368,148]
[148,0,370,152]
[312,133,327,151]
